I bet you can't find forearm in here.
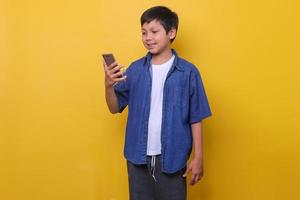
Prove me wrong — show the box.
[191,121,203,160]
[185,121,204,185]
[105,85,119,114]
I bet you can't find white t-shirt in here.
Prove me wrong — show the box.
[147,54,175,155]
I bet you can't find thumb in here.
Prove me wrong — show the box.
[182,165,191,177]
[102,58,108,70]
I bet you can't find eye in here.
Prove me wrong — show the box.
[152,31,158,34]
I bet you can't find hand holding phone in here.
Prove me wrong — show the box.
[102,53,123,78]
[102,53,126,87]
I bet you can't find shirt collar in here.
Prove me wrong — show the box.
[143,48,184,71]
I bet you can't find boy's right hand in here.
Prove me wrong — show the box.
[102,60,127,88]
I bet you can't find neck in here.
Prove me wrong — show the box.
[151,48,173,65]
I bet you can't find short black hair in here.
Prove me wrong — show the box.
[140,6,179,43]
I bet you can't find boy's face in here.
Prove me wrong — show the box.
[141,20,176,55]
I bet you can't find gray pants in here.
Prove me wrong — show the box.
[126,155,187,200]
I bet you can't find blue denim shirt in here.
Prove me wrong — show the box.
[113,49,212,173]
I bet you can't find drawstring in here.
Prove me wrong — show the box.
[150,155,157,182]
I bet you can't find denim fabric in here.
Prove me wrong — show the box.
[114,49,212,173]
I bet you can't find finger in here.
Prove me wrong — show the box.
[189,178,194,185]
[113,64,127,73]
[107,61,118,70]
[106,66,121,77]
[119,65,127,73]
[111,71,124,79]
[194,174,200,183]
[189,173,197,185]
[182,167,191,177]
[111,65,123,73]
[194,173,203,185]
[182,166,191,177]
[102,59,108,70]
[114,75,127,82]
[108,66,120,74]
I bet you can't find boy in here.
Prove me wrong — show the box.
[103,6,212,200]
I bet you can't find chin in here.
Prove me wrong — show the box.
[148,48,160,55]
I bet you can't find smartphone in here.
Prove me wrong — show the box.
[102,53,122,78]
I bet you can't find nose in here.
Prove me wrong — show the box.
[144,33,153,41]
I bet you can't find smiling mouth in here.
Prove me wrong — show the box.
[147,44,156,48]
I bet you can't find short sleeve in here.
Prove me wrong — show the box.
[189,68,212,124]
[113,69,130,113]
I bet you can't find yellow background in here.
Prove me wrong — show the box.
[1,0,299,199]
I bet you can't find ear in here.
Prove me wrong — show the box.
[168,28,177,40]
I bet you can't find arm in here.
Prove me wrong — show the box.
[183,121,204,186]
[103,60,127,114]
[182,68,212,185]
[105,85,119,114]
[191,121,203,161]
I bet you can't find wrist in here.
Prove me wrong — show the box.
[105,81,115,89]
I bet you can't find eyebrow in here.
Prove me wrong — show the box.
[141,27,159,31]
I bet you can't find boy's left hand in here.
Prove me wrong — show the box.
[182,158,204,186]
